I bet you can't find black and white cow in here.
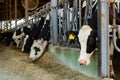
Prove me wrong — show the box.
[112,38,120,79]
[0,31,14,46]
[29,14,50,61]
[12,25,31,47]
[77,0,120,66]
[78,1,120,77]
[78,0,97,65]
[77,1,120,79]
[22,17,45,53]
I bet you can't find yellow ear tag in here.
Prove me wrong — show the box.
[69,34,75,40]
[116,36,117,40]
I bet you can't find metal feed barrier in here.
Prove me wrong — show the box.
[1,0,120,79]
[14,0,120,79]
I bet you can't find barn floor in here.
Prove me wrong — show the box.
[0,43,97,80]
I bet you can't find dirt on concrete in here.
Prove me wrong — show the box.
[0,43,97,80]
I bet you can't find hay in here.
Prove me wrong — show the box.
[0,43,97,80]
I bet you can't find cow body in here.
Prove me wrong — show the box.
[12,25,32,47]
[78,0,120,65]
[112,39,120,79]
[29,14,50,61]
[78,1,120,79]
[0,31,14,46]
[78,0,97,65]
[22,17,45,53]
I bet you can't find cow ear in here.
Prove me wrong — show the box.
[37,38,44,45]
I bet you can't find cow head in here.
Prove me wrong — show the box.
[29,14,50,61]
[78,25,97,65]
[12,26,31,48]
[29,38,48,61]
[12,28,25,47]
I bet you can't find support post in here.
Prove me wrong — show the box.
[0,21,2,29]
[66,0,70,31]
[1,21,3,29]
[79,0,81,29]
[62,0,68,44]
[76,0,79,31]
[9,0,12,29]
[25,0,28,26]
[51,0,58,45]
[74,0,78,31]
[6,0,8,21]
[15,0,17,29]
[97,0,109,79]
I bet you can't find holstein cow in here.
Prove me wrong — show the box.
[78,0,97,65]
[22,17,45,53]
[12,25,31,48]
[78,1,120,79]
[0,31,14,46]
[78,0,120,65]
[29,14,50,61]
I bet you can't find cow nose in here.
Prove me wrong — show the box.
[29,57,34,61]
[78,59,87,65]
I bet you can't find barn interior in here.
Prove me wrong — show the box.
[0,0,50,20]
[0,0,120,80]
[0,0,97,80]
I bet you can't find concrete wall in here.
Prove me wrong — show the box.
[49,45,98,78]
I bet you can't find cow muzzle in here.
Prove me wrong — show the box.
[78,59,90,66]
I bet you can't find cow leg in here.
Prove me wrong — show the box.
[112,39,120,80]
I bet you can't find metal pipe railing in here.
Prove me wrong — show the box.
[97,0,109,79]
[113,28,120,52]
[112,2,120,53]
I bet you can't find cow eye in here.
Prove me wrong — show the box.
[18,38,21,40]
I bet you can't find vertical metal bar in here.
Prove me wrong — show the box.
[6,1,8,22]
[113,3,116,25]
[117,2,119,13]
[72,0,75,31]
[15,0,17,29]
[67,0,70,31]
[25,0,28,26]
[63,0,68,32]
[58,7,62,43]
[0,21,1,29]
[1,21,2,30]
[4,8,5,21]
[9,0,12,29]
[79,0,81,29]
[62,0,68,44]
[119,3,120,13]
[6,21,8,30]
[51,0,58,45]
[97,0,109,79]
[84,0,88,25]
[50,13,53,43]
[9,0,11,20]
[75,0,78,31]
[72,0,74,31]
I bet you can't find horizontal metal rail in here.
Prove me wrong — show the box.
[6,0,64,32]
[113,28,120,53]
